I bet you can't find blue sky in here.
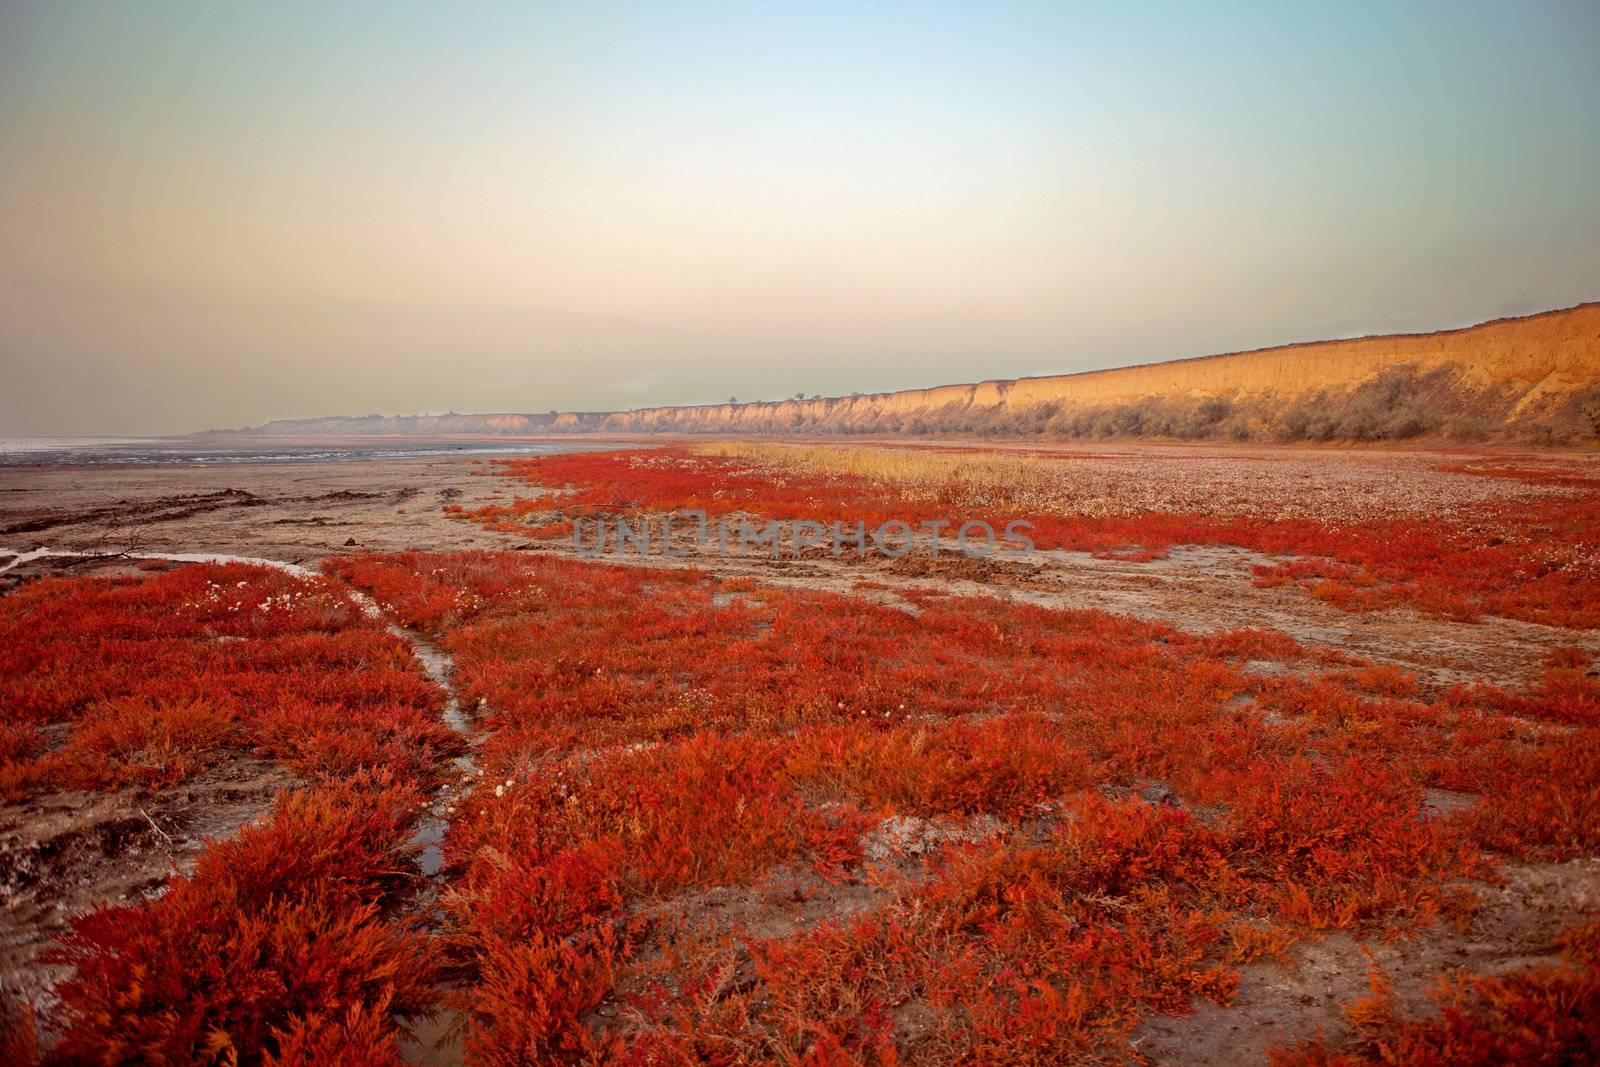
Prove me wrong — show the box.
[1,1,1597,432]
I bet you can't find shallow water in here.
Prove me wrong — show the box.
[0,436,622,467]
[397,628,478,878]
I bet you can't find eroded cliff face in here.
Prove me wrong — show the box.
[238,303,1600,441]
[593,304,1600,438]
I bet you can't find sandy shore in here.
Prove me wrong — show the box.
[0,457,521,563]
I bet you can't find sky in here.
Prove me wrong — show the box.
[1,1,1597,435]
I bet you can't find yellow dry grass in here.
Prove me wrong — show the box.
[689,440,1581,523]
[692,441,1091,514]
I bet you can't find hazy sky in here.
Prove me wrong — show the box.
[2,1,1597,434]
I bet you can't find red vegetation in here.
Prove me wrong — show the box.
[0,563,457,1064]
[1270,919,1600,1065]
[60,696,239,789]
[8,523,1595,1061]
[325,550,1600,1062]
[50,774,438,1066]
[0,563,458,801]
[452,447,1600,628]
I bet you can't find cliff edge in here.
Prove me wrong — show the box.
[235,303,1600,443]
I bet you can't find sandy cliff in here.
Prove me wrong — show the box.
[239,303,1600,442]
[595,303,1600,438]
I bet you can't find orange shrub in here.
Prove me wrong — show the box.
[785,715,1097,818]
[56,697,238,789]
[0,563,453,802]
[320,550,1600,1061]
[51,774,439,1066]
[1270,925,1600,1065]
[453,446,1600,629]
